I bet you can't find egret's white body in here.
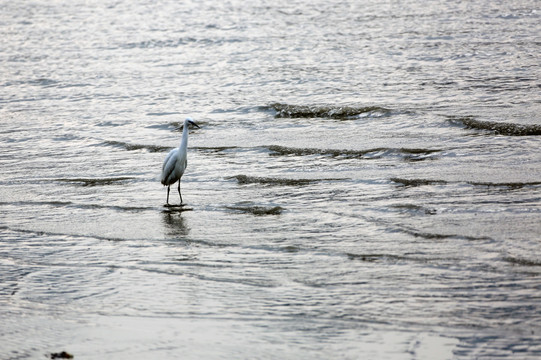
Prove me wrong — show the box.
[161,117,200,205]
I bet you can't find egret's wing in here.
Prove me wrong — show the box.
[161,149,178,185]
[162,149,176,172]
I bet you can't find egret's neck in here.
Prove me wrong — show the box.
[179,123,189,150]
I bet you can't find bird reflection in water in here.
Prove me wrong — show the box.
[162,207,190,238]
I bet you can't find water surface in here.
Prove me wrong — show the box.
[1,0,540,359]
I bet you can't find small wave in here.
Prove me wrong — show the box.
[468,181,541,188]
[346,253,455,264]
[83,204,151,212]
[404,230,492,242]
[55,177,134,187]
[391,203,437,215]
[0,200,72,207]
[347,253,401,262]
[391,178,448,187]
[2,226,130,243]
[229,174,347,186]
[146,112,182,117]
[29,78,59,87]
[268,145,440,159]
[103,140,171,152]
[449,116,541,136]
[121,37,242,50]
[280,245,301,253]
[392,178,541,189]
[0,200,150,212]
[504,257,541,267]
[194,146,239,153]
[226,205,284,216]
[229,175,315,186]
[104,140,235,154]
[96,121,125,127]
[268,145,363,157]
[121,37,198,49]
[16,78,89,89]
[266,103,390,119]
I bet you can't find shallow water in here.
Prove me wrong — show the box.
[1,0,541,359]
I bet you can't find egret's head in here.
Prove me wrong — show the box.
[185,117,200,129]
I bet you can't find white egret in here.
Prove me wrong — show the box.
[161,117,200,205]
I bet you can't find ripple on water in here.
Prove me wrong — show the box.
[265,103,392,119]
[267,145,441,160]
[1,0,541,358]
[54,177,135,187]
[101,140,172,152]
[448,116,541,136]
[230,174,325,186]
[225,203,284,216]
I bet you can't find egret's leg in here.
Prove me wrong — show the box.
[166,185,170,205]
[178,181,183,204]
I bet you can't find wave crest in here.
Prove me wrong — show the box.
[450,117,541,136]
[229,174,346,186]
[103,140,171,152]
[56,177,134,186]
[268,145,440,160]
[226,205,284,216]
[392,177,541,188]
[266,103,390,119]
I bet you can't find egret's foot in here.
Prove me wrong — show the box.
[164,203,185,208]
[162,205,193,213]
